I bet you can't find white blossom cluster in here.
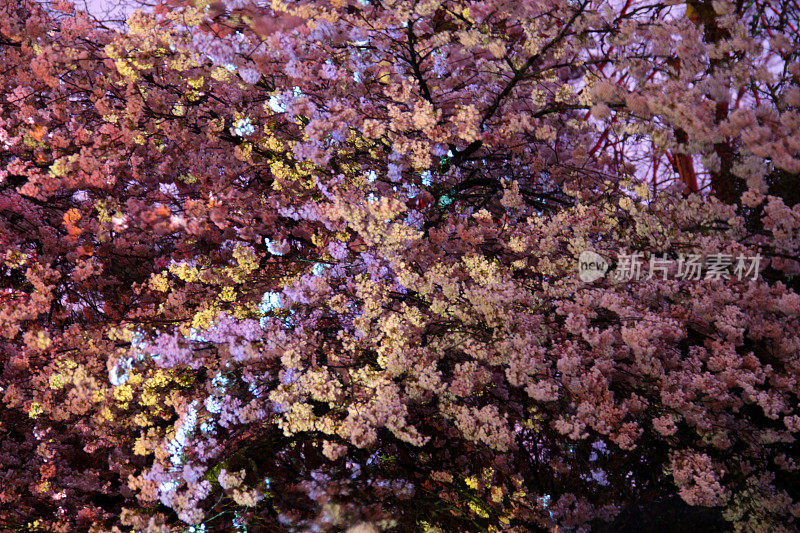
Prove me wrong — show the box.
[231,117,255,137]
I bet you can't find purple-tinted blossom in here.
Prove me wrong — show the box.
[238,67,261,84]
[146,333,198,369]
[387,163,402,182]
[405,210,424,229]
[320,61,339,80]
[329,240,348,260]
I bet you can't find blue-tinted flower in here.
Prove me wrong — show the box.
[233,512,248,532]
[312,262,326,276]
[268,95,285,113]
[204,396,223,414]
[109,357,132,386]
[264,237,290,256]
[231,117,255,137]
[188,328,208,342]
[211,371,230,389]
[260,291,283,313]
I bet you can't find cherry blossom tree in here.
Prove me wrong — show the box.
[0,0,799,530]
